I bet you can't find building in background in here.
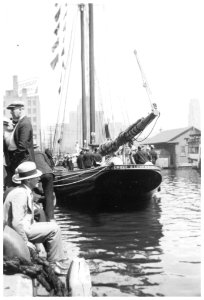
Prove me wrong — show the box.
[47,108,124,155]
[188,99,201,129]
[3,75,41,146]
[144,126,201,168]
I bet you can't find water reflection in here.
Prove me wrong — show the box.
[55,169,201,297]
[56,198,164,296]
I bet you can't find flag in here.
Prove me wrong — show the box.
[54,23,60,35]
[58,86,61,94]
[62,61,66,69]
[58,138,62,144]
[50,54,59,69]
[61,48,64,56]
[55,8,61,22]
[55,3,58,7]
[63,24,66,31]
[52,38,59,52]
[63,11,67,20]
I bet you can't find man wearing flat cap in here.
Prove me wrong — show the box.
[6,100,35,179]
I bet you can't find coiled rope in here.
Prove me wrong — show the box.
[3,248,67,296]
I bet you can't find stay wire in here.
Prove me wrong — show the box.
[133,113,160,143]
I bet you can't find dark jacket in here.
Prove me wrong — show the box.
[45,148,55,169]
[10,116,35,169]
[77,154,85,169]
[83,151,94,168]
[133,149,151,164]
[34,150,53,175]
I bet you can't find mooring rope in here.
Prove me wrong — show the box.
[3,249,67,296]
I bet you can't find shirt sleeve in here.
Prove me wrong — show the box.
[11,189,29,243]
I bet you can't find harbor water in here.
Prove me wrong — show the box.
[55,168,201,297]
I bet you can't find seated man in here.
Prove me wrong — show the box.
[3,161,69,275]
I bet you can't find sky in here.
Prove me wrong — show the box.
[1,0,203,135]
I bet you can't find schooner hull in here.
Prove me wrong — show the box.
[54,165,162,209]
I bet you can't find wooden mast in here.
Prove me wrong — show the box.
[79,4,87,147]
[89,3,95,145]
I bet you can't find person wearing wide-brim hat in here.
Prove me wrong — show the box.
[6,100,35,181]
[4,161,70,275]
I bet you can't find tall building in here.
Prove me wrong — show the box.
[3,75,41,146]
[188,99,201,129]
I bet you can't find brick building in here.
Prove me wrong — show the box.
[3,76,41,146]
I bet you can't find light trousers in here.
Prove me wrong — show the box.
[26,222,65,263]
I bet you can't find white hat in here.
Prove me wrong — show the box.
[12,161,42,182]
[150,145,155,149]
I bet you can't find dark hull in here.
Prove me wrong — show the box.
[54,165,162,209]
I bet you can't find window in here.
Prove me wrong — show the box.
[33,117,36,122]
[28,108,31,114]
[27,100,31,106]
[189,146,199,154]
[180,146,186,156]
[33,108,36,114]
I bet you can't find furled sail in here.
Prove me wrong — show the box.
[98,104,159,156]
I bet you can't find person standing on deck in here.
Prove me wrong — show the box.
[83,148,94,168]
[133,146,151,164]
[6,100,35,179]
[149,145,158,165]
[3,161,70,275]
[77,150,85,169]
[93,148,102,166]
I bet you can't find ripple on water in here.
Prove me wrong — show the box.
[55,169,201,296]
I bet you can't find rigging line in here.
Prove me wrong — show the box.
[94,68,106,140]
[94,70,105,115]
[54,165,109,187]
[52,6,79,153]
[52,5,68,153]
[59,7,79,146]
[133,114,160,142]
[133,49,153,109]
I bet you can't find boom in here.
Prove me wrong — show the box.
[98,104,159,156]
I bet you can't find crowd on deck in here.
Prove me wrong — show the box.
[54,144,158,170]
